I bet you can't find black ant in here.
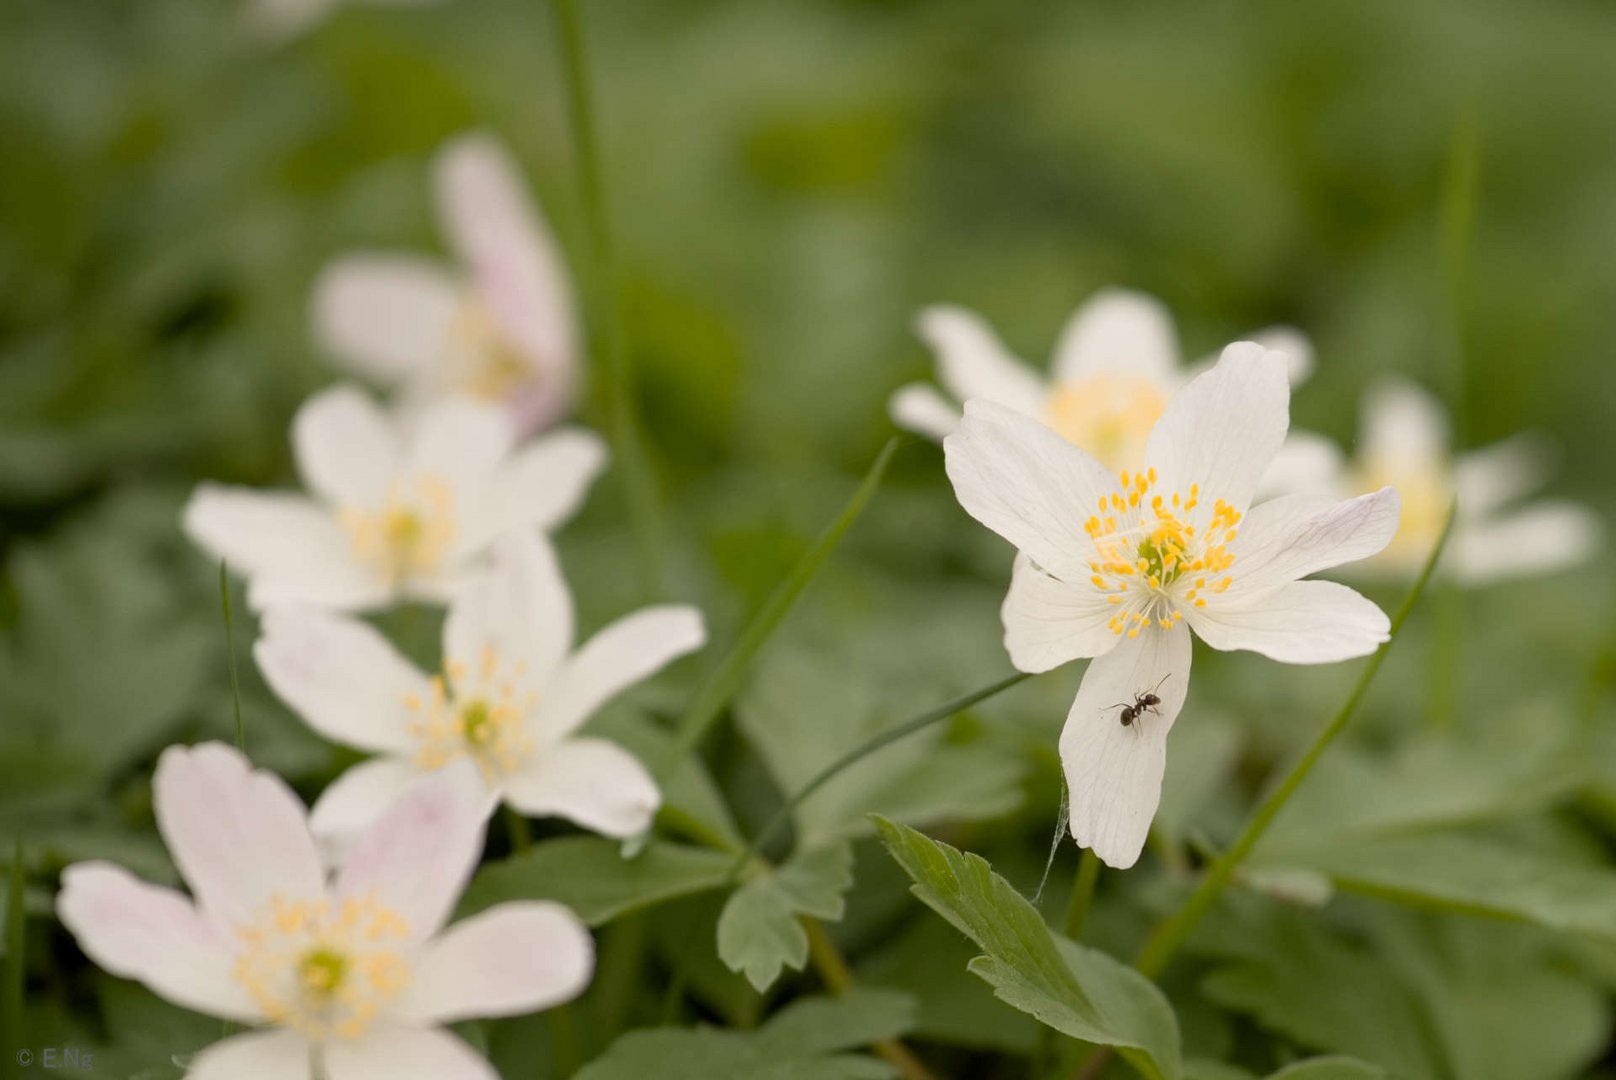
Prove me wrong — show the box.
[1107,674,1171,735]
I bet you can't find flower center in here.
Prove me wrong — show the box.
[340,475,457,587]
[1083,468,1242,637]
[451,298,534,403]
[1044,374,1168,472]
[405,645,539,784]
[233,894,411,1042]
[1357,456,1447,565]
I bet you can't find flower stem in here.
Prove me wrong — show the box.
[734,670,1031,875]
[549,0,664,599]
[219,563,246,754]
[504,806,533,853]
[664,438,902,769]
[803,917,943,1080]
[1128,501,1457,981]
[1062,848,1101,940]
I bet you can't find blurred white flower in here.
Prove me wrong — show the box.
[1267,378,1602,584]
[890,288,1313,471]
[945,344,1399,868]
[58,743,591,1080]
[185,385,605,612]
[315,134,580,436]
[256,531,705,854]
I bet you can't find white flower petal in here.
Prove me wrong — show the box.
[504,737,661,837]
[444,532,574,688]
[291,385,401,509]
[56,863,260,1022]
[888,382,962,440]
[393,902,593,1024]
[326,1024,497,1080]
[1229,487,1401,594]
[1187,580,1389,664]
[186,1030,311,1080]
[1051,288,1180,385]
[1060,628,1191,869]
[1453,432,1554,516]
[309,758,426,866]
[435,134,578,398]
[153,744,325,929]
[184,485,388,613]
[1257,430,1348,500]
[1362,378,1448,472]
[406,398,516,495]
[1450,501,1602,584]
[537,606,706,740]
[1143,341,1290,512]
[944,399,1119,581]
[455,428,607,558]
[256,609,429,755]
[1001,555,1124,673]
[312,255,461,386]
[335,764,490,943]
[916,305,1046,415]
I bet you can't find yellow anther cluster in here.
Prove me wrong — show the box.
[1082,468,1242,637]
[451,298,535,402]
[341,475,457,586]
[1044,373,1168,471]
[233,893,411,1042]
[405,644,538,783]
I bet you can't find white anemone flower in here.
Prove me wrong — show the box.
[1265,377,1601,584]
[945,344,1400,868]
[890,287,1313,472]
[58,743,592,1080]
[314,133,579,437]
[256,531,705,854]
[184,384,604,612]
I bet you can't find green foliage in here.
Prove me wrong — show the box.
[718,843,853,992]
[574,989,915,1080]
[874,817,1182,1079]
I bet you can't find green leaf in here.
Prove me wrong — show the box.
[873,817,1181,1079]
[718,843,853,991]
[1267,1059,1389,1080]
[573,988,915,1080]
[459,837,733,926]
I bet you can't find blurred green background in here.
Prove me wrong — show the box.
[3,0,1616,1076]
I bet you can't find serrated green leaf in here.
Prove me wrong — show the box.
[459,837,733,926]
[873,817,1181,1079]
[718,843,853,991]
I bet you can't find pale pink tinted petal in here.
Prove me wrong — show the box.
[184,485,389,613]
[1450,501,1602,584]
[435,134,578,394]
[406,398,516,495]
[444,532,574,690]
[1187,580,1389,664]
[1257,431,1348,500]
[256,608,429,755]
[308,758,426,866]
[56,863,260,1022]
[312,256,461,385]
[944,399,1119,581]
[538,606,705,740]
[291,385,401,508]
[1454,433,1554,516]
[504,738,660,838]
[393,902,593,1024]
[916,306,1046,415]
[1144,341,1290,512]
[187,1030,311,1080]
[154,744,324,928]
[1001,555,1124,673]
[1051,288,1179,385]
[888,383,961,440]
[455,428,607,558]
[326,1024,497,1080]
[1060,628,1191,869]
[1361,378,1448,472]
[335,764,490,943]
[1229,487,1400,594]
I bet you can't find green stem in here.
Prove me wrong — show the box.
[664,438,902,769]
[733,670,1031,875]
[550,0,663,599]
[220,563,246,754]
[1130,502,1456,981]
[803,918,943,1080]
[1062,849,1101,940]
[504,806,534,854]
